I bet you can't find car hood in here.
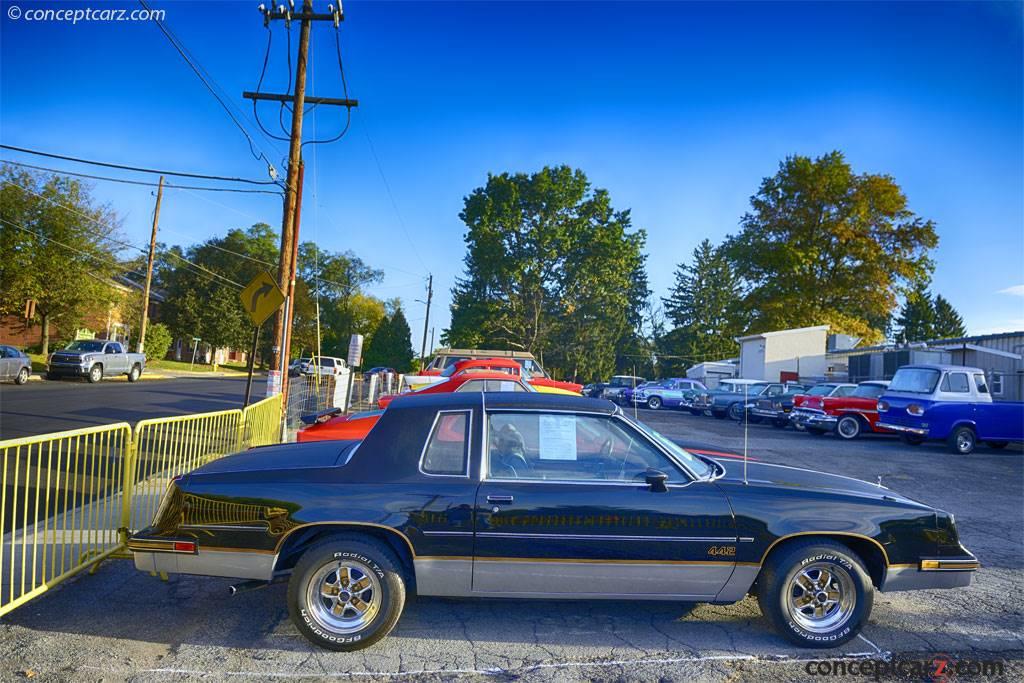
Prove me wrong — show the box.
[190,440,359,476]
[712,459,924,505]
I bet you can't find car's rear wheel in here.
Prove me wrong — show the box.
[288,535,406,651]
[87,365,103,383]
[128,364,141,382]
[835,416,862,440]
[757,539,873,648]
[14,368,29,385]
[948,426,976,455]
[647,396,662,410]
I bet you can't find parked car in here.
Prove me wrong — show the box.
[0,345,32,385]
[787,383,859,430]
[690,379,765,417]
[791,381,892,439]
[47,339,145,383]
[877,364,1024,454]
[700,381,787,421]
[751,383,853,428]
[412,348,583,393]
[129,392,978,651]
[599,375,646,404]
[631,378,708,410]
[290,356,347,378]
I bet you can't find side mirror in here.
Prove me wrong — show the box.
[645,468,669,493]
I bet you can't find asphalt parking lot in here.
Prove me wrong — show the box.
[1,409,1021,681]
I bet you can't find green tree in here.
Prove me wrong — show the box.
[444,166,648,381]
[660,239,746,374]
[0,165,123,355]
[722,151,939,343]
[363,307,415,372]
[894,281,936,343]
[932,294,966,339]
[143,322,174,361]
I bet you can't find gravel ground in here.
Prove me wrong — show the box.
[1,408,1021,681]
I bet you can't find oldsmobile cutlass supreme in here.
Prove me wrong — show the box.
[128,393,978,651]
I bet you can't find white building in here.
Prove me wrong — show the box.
[686,360,737,388]
[736,325,831,382]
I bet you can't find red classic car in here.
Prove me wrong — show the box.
[412,349,583,394]
[377,365,538,409]
[790,381,893,440]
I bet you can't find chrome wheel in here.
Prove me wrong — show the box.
[306,560,382,635]
[647,396,661,410]
[88,365,102,383]
[787,562,856,633]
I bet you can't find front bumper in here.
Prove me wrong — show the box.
[876,421,928,437]
[751,407,786,419]
[880,553,979,592]
[791,409,837,428]
[47,362,90,376]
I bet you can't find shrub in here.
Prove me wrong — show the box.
[143,323,173,361]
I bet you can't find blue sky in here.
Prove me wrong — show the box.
[1,1,1022,351]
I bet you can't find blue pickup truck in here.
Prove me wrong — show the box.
[877,364,1024,454]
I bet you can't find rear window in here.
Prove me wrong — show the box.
[420,411,471,476]
[889,368,940,394]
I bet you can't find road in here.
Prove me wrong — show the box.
[0,377,249,440]
[0,407,1021,681]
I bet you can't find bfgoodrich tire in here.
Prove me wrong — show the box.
[288,535,406,651]
[757,539,873,648]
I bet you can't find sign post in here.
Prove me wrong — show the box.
[239,272,286,405]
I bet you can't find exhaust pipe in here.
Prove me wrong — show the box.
[228,579,269,595]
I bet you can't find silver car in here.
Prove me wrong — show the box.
[0,345,32,385]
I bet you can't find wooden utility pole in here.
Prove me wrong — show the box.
[420,273,433,363]
[138,175,164,353]
[244,1,357,397]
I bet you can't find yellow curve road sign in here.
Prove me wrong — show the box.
[240,271,285,327]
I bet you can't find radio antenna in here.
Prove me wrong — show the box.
[743,382,749,485]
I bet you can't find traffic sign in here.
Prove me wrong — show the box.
[239,271,285,327]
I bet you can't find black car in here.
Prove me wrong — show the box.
[129,393,977,651]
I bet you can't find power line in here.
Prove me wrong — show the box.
[138,0,282,176]
[0,159,282,194]
[0,144,279,186]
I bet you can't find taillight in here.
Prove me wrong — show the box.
[907,403,925,417]
[877,400,889,412]
[173,541,196,553]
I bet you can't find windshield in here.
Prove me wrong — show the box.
[65,340,105,352]
[852,384,886,399]
[628,417,714,480]
[889,368,940,394]
[806,385,836,396]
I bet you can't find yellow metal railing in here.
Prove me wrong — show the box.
[0,393,283,617]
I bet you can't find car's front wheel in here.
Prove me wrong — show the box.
[835,415,862,440]
[87,364,103,383]
[728,403,744,421]
[757,539,873,648]
[647,396,662,410]
[948,426,976,455]
[14,368,29,385]
[288,535,406,651]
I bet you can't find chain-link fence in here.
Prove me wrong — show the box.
[282,371,405,438]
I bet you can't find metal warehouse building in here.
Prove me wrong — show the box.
[838,331,1024,402]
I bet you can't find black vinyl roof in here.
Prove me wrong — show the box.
[388,391,617,415]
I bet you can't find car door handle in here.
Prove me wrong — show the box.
[486,495,513,504]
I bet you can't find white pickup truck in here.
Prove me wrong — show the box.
[47,340,147,383]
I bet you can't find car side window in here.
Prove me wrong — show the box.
[321,358,335,367]
[766,385,783,396]
[485,379,527,392]
[105,343,122,354]
[455,379,488,393]
[941,372,970,393]
[974,374,989,394]
[486,412,685,483]
[420,411,471,476]
[0,346,9,358]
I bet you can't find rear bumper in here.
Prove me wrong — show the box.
[128,536,274,581]
[880,554,979,592]
[876,421,929,437]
